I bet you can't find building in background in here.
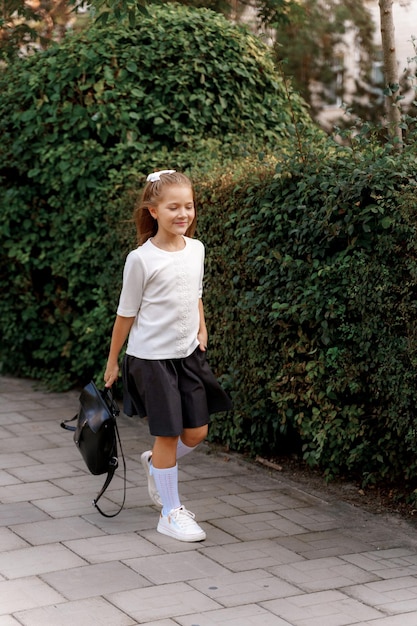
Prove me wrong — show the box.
[317,0,417,130]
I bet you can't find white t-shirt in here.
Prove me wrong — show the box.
[117,236,205,359]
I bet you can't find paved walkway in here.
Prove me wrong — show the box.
[1,376,417,625]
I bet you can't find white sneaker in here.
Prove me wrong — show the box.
[157,506,206,542]
[141,451,163,507]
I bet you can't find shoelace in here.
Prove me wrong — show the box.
[170,506,197,527]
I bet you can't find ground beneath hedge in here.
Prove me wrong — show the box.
[210,441,417,526]
[253,453,417,526]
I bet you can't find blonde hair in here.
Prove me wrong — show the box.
[134,171,197,245]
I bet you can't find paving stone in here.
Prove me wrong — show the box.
[345,575,417,613]
[0,616,21,625]
[22,392,78,409]
[82,505,159,534]
[52,472,110,495]
[0,480,68,503]
[109,581,221,622]
[343,522,415,552]
[176,604,293,625]
[270,556,381,591]
[277,506,343,532]
[19,406,77,421]
[179,477,251,500]
[180,496,246,521]
[342,549,417,578]
[137,621,180,626]
[0,426,13,439]
[10,517,105,545]
[42,561,150,600]
[0,470,21,487]
[218,489,322,514]
[14,597,136,626]
[0,412,30,425]
[0,577,65,615]
[202,539,304,571]
[136,622,178,626]
[33,493,106,518]
[8,462,81,483]
[0,527,29,551]
[125,551,229,584]
[44,432,77,446]
[210,511,307,540]
[189,568,301,606]
[232,471,314,494]
[0,502,50,527]
[177,455,244,480]
[0,543,86,578]
[0,453,40,470]
[360,615,417,625]
[27,446,91,464]
[0,435,55,453]
[261,589,385,625]
[275,529,374,558]
[71,466,129,491]
[6,420,69,437]
[65,532,163,562]
[0,401,46,414]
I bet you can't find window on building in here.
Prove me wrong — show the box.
[323,54,344,107]
[372,50,385,87]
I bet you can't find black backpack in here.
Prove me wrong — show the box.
[61,381,126,517]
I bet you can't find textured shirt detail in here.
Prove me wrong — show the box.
[117,237,204,360]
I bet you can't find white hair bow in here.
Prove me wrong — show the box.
[146,170,176,182]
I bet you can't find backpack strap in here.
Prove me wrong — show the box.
[92,419,126,518]
[60,414,77,432]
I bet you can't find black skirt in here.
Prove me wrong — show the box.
[122,347,232,437]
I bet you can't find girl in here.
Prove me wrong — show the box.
[104,170,231,542]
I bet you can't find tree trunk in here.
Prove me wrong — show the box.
[378,0,402,147]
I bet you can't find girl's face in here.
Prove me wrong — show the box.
[149,184,195,240]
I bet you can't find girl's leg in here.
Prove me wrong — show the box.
[151,434,206,542]
[152,435,179,469]
[151,436,181,515]
[141,436,177,508]
[176,424,208,459]
[141,426,208,506]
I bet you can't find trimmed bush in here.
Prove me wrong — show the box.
[197,140,417,496]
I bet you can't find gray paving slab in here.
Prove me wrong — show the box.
[260,589,385,624]
[1,375,417,625]
[14,598,136,626]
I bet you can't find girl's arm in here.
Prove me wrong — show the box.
[104,314,135,387]
[197,298,208,352]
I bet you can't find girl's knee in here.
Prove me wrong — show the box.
[182,425,208,448]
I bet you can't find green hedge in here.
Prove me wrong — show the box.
[197,141,417,496]
[3,1,416,496]
[0,4,311,388]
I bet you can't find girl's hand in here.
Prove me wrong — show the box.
[197,329,208,352]
[104,362,119,388]
[197,299,208,352]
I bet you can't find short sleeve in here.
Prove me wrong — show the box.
[116,250,147,317]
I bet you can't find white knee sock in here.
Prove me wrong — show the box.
[151,464,181,516]
[176,439,197,459]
